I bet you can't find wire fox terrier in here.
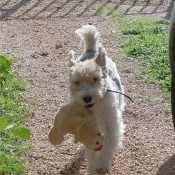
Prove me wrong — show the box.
[68,25,125,175]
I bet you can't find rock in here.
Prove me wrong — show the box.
[31,53,39,59]
[40,51,49,56]
[55,44,63,49]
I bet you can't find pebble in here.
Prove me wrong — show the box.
[40,51,49,56]
[55,43,63,49]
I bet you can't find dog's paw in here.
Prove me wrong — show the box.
[96,167,110,174]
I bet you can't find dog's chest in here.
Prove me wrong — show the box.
[93,92,118,131]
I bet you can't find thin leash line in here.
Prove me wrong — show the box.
[107,89,134,103]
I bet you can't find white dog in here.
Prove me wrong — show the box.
[68,25,125,175]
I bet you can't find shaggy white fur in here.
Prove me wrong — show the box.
[69,25,125,175]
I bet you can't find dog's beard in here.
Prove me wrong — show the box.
[85,103,95,110]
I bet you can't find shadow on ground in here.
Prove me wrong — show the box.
[60,149,86,175]
[0,0,173,20]
[156,155,175,175]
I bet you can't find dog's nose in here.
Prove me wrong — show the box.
[83,96,92,103]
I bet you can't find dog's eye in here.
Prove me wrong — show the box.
[75,81,80,85]
[93,77,97,82]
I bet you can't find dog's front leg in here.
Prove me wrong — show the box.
[96,122,124,174]
[85,147,99,175]
[95,129,115,174]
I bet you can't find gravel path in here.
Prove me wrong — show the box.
[0,0,175,175]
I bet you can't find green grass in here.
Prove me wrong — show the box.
[95,5,171,103]
[119,16,170,100]
[0,55,32,174]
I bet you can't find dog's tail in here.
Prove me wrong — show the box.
[75,25,100,52]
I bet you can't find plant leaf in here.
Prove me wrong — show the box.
[1,166,11,173]
[0,55,11,73]
[0,117,8,131]
[13,127,31,140]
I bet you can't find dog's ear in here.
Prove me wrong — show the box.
[95,44,106,68]
[69,50,76,67]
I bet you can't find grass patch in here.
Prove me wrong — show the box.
[0,55,32,174]
[119,16,170,100]
[95,5,171,101]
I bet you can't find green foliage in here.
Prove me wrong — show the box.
[0,153,27,174]
[0,55,12,85]
[119,17,170,100]
[0,54,32,174]
[13,127,31,140]
[95,4,171,101]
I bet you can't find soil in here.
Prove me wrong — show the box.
[0,0,175,175]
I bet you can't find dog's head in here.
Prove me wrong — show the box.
[69,46,108,110]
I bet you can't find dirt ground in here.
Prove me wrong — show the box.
[0,0,175,175]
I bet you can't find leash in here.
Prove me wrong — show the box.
[107,89,134,103]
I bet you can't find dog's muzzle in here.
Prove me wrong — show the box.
[85,103,94,109]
